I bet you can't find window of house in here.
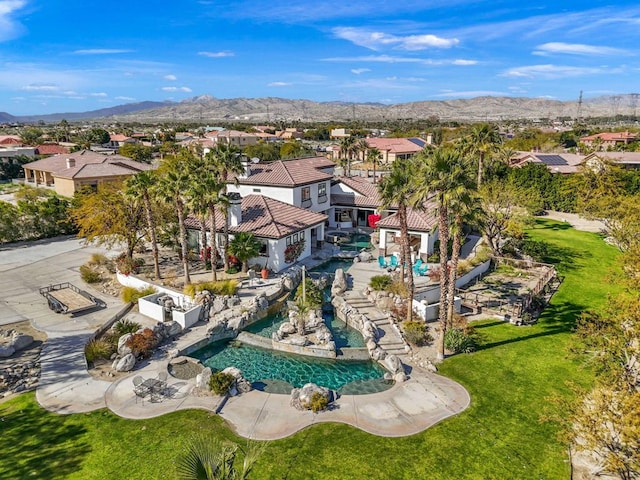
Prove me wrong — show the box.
[318,183,326,197]
[253,188,261,193]
[286,236,291,246]
[301,186,311,202]
[259,240,268,256]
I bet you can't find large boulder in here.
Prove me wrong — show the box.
[384,354,404,375]
[10,334,34,351]
[163,320,182,338]
[0,345,15,358]
[290,383,331,411]
[331,268,348,296]
[358,251,373,263]
[222,366,252,393]
[114,353,136,372]
[195,367,212,389]
[117,333,133,356]
[278,322,296,336]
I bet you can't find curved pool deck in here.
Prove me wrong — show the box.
[104,359,470,440]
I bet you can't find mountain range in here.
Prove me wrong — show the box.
[1,94,637,124]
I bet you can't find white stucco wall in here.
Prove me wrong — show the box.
[227,184,295,205]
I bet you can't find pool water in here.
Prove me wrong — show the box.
[191,340,390,394]
[341,233,373,252]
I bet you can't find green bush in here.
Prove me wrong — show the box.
[79,264,101,284]
[115,254,145,275]
[209,372,235,395]
[121,286,156,304]
[369,275,393,291]
[427,253,440,263]
[85,338,115,364]
[444,328,477,354]
[184,279,239,298]
[309,392,329,413]
[88,253,108,265]
[521,239,549,262]
[402,321,433,346]
[113,318,141,337]
[294,278,323,308]
[225,266,239,275]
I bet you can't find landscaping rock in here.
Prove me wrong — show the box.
[331,268,348,296]
[10,334,34,351]
[195,367,212,389]
[0,345,15,358]
[222,366,252,393]
[384,354,404,375]
[117,333,133,356]
[114,353,136,372]
[164,320,182,337]
[290,382,331,411]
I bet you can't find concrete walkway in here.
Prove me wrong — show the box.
[2,237,471,439]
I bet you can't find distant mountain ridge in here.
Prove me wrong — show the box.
[2,94,635,124]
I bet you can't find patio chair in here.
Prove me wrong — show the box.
[417,264,429,276]
[133,375,148,404]
[412,258,423,274]
[389,255,399,268]
[378,256,389,268]
[157,371,169,396]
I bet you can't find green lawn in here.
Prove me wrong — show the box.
[0,219,623,479]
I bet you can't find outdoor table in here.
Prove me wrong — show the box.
[141,378,166,397]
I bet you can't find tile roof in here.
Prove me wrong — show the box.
[376,201,437,232]
[109,134,131,142]
[586,151,640,164]
[332,176,382,209]
[35,144,70,155]
[364,137,424,154]
[231,157,334,187]
[580,131,637,142]
[512,152,583,174]
[23,149,153,178]
[185,194,327,239]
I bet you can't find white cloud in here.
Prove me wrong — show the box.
[333,27,458,51]
[21,84,58,91]
[0,0,27,42]
[325,55,475,67]
[452,59,478,66]
[89,92,108,97]
[267,82,291,87]
[351,68,370,74]
[164,74,177,81]
[502,64,605,79]
[115,96,136,101]
[435,90,507,98]
[161,86,192,92]
[533,42,630,56]
[197,51,235,58]
[72,49,133,55]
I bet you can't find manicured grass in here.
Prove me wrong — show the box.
[0,219,623,479]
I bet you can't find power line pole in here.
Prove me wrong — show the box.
[576,90,583,123]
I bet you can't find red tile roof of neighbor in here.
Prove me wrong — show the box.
[376,200,438,232]
[23,149,153,178]
[109,134,131,142]
[0,136,22,145]
[230,157,334,187]
[580,131,637,142]
[185,194,327,239]
[364,137,424,153]
[35,144,70,155]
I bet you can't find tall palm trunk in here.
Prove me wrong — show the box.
[199,214,207,266]
[176,198,191,285]
[372,160,377,183]
[446,214,463,328]
[477,152,484,187]
[208,204,218,282]
[436,206,450,360]
[142,191,161,280]
[398,205,414,322]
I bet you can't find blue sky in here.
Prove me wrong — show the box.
[2,0,640,115]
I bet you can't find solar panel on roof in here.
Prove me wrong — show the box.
[538,155,567,166]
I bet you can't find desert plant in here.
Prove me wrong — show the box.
[79,264,102,284]
[386,280,409,298]
[125,328,157,358]
[444,328,477,354]
[369,274,393,291]
[309,392,329,413]
[209,372,235,395]
[84,338,115,364]
[121,286,156,304]
[112,318,141,337]
[184,279,239,298]
[88,253,109,265]
[294,278,323,308]
[456,259,473,276]
[402,321,433,346]
[115,253,145,276]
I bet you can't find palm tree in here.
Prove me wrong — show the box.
[357,138,369,162]
[125,171,161,280]
[339,136,357,177]
[227,232,262,273]
[378,157,417,322]
[154,150,195,286]
[176,436,264,480]
[367,147,382,183]
[206,144,244,272]
[460,123,502,187]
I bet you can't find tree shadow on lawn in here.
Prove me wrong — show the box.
[0,399,90,479]
[475,300,584,351]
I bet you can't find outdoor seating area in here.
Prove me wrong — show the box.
[133,373,169,404]
[378,254,429,276]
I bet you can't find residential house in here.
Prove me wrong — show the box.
[205,130,258,148]
[331,137,426,165]
[580,131,637,150]
[106,134,139,150]
[35,144,71,156]
[0,135,22,147]
[186,193,327,273]
[22,149,153,197]
[510,152,584,174]
[330,176,389,229]
[583,151,640,170]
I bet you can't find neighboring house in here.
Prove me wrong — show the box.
[205,130,258,147]
[35,144,70,156]
[0,147,36,163]
[330,128,350,139]
[226,156,335,215]
[106,134,138,150]
[376,201,439,260]
[186,193,327,273]
[0,135,22,147]
[276,128,304,140]
[583,151,640,170]
[330,176,390,229]
[510,152,584,174]
[580,131,637,150]
[331,137,426,165]
[22,149,153,196]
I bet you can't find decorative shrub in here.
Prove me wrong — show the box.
[294,278,323,308]
[427,266,442,282]
[84,338,115,364]
[121,286,156,304]
[456,259,473,276]
[225,266,240,275]
[88,253,109,265]
[427,253,440,263]
[386,280,408,298]
[390,302,407,321]
[444,328,477,354]
[125,328,157,358]
[112,318,141,337]
[309,392,329,413]
[284,238,305,263]
[79,264,101,284]
[521,239,549,262]
[115,254,145,276]
[369,274,393,291]
[402,321,433,346]
[183,279,239,298]
[209,372,235,395]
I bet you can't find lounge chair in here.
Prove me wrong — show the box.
[378,256,389,268]
[412,259,423,274]
[389,255,399,268]
[417,264,429,276]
